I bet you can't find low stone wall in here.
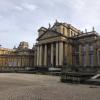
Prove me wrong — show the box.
[61,65,100,84]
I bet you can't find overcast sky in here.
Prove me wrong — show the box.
[0,0,100,48]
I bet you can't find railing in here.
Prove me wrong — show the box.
[0,66,35,72]
[61,65,100,74]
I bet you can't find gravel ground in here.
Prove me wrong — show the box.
[0,73,100,100]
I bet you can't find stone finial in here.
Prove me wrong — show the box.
[13,45,16,49]
[85,29,87,33]
[92,26,95,32]
[55,19,58,23]
[49,23,51,28]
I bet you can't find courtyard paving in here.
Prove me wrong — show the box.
[0,73,100,100]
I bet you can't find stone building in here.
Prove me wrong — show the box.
[35,21,100,68]
[0,41,34,70]
[0,21,100,71]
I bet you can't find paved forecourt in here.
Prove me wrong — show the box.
[0,73,100,100]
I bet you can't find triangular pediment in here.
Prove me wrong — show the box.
[37,30,61,41]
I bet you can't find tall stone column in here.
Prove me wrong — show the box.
[86,44,89,66]
[69,29,72,37]
[51,43,54,66]
[21,58,23,67]
[65,43,68,64]
[44,44,47,66]
[93,45,97,66]
[56,43,59,66]
[34,51,37,66]
[79,45,82,66]
[37,46,39,66]
[67,44,72,65]
[59,42,63,66]
[70,45,73,65]
[97,50,100,66]
[39,45,42,66]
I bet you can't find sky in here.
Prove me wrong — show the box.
[0,0,100,48]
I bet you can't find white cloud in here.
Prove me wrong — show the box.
[23,3,37,11]
[67,0,85,10]
[15,6,23,11]
[0,0,100,48]
[70,0,100,31]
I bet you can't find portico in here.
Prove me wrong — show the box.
[36,41,64,67]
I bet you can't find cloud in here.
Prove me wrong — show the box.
[23,3,37,11]
[0,15,3,19]
[0,0,100,48]
[15,6,23,11]
[14,3,37,12]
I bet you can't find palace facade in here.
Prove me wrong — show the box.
[0,41,34,70]
[0,21,100,71]
[35,21,100,67]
